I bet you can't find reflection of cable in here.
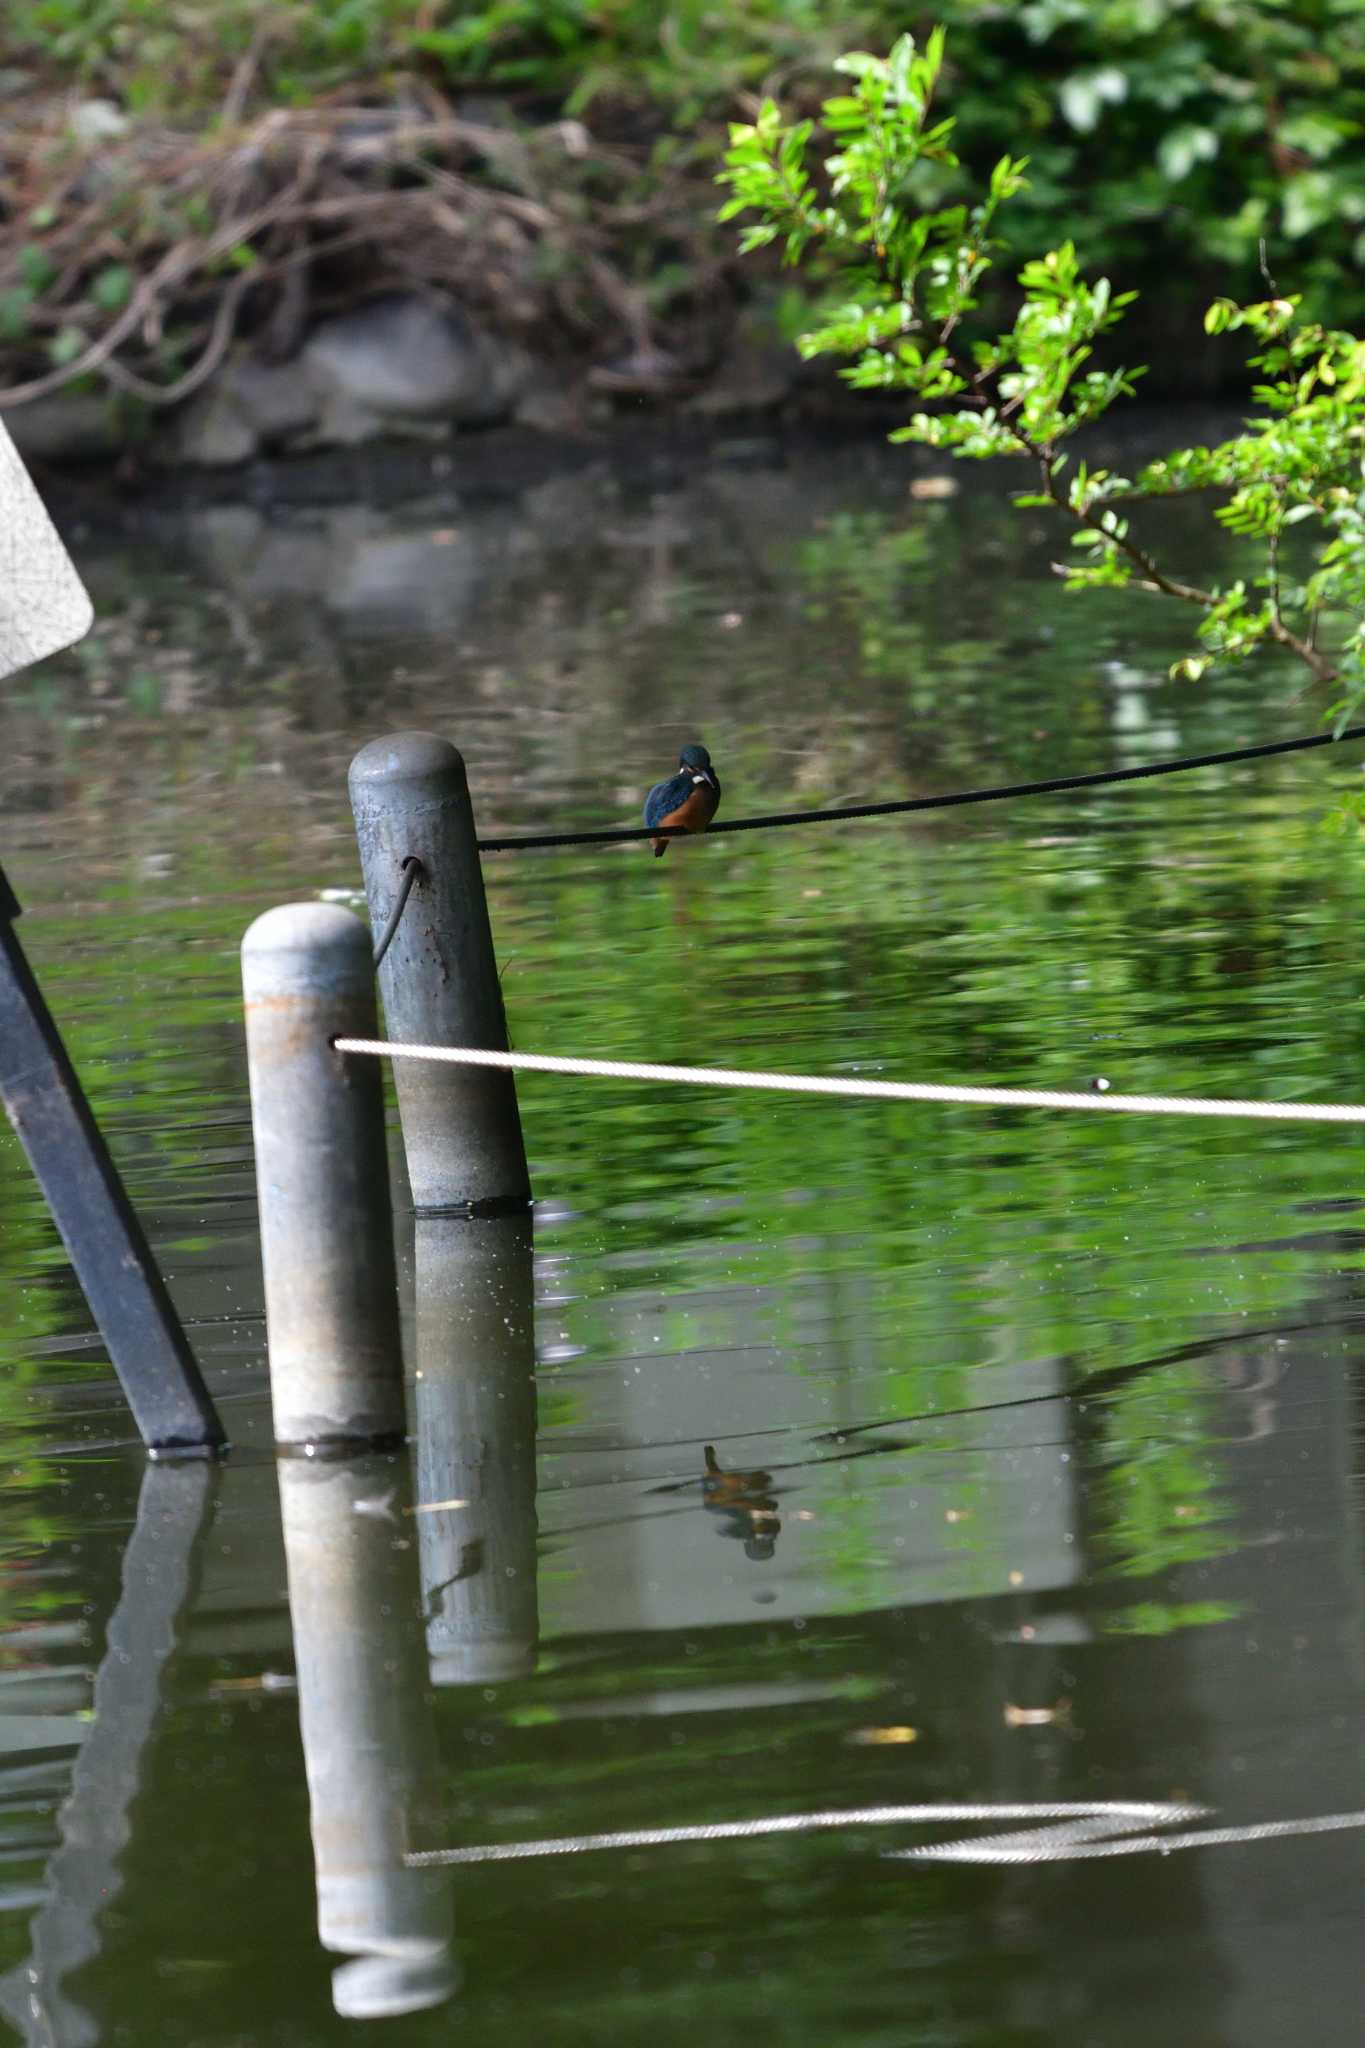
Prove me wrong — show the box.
[897,1808,1365,1865]
[335,1037,1365,1125]
[410,1799,1365,1869]
[406,1800,1205,1867]
[525,1312,1349,1471]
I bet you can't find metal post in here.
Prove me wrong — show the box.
[241,903,405,1449]
[349,732,530,1213]
[414,1213,538,1684]
[279,1452,455,2020]
[0,864,223,1454]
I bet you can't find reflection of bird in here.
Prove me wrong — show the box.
[644,743,721,857]
[702,1444,781,1561]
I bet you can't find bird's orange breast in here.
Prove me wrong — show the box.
[656,782,719,835]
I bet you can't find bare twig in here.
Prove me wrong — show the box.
[0,158,321,408]
[0,83,670,408]
[1267,521,1283,634]
[0,243,195,408]
[98,268,254,405]
[1025,437,1217,605]
[1267,614,1335,684]
[1258,236,1279,298]
[220,25,271,130]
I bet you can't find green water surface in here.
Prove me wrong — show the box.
[0,431,1364,2045]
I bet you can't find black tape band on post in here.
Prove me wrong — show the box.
[0,864,223,1453]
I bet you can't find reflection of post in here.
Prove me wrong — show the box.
[414,1214,538,1685]
[0,1459,213,2048]
[278,1453,455,2020]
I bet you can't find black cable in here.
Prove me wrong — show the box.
[475,723,1365,854]
[371,855,424,968]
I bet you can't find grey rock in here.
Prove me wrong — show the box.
[173,354,320,467]
[182,503,482,635]
[513,369,589,435]
[187,504,336,599]
[185,505,267,582]
[688,313,796,419]
[329,529,483,634]
[173,386,260,468]
[301,294,526,441]
[227,357,319,442]
[5,393,127,463]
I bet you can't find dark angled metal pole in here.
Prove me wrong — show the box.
[0,865,223,1453]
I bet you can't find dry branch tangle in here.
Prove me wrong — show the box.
[0,87,664,421]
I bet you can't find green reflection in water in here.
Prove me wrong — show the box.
[0,445,1362,2042]
[4,461,1364,1626]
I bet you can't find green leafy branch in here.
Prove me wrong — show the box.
[718,31,1365,718]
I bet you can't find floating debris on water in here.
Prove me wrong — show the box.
[352,1488,398,1523]
[1003,1699,1072,1729]
[209,1672,297,1697]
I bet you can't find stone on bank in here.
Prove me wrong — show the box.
[174,292,530,466]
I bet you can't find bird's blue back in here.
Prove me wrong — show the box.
[644,770,695,827]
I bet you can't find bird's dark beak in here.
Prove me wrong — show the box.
[698,765,718,789]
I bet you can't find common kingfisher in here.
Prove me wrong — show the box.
[643,742,721,857]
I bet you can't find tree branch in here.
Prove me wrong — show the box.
[1025,439,1218,605]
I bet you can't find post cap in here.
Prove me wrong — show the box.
[348,732,468,799]
[241,901,373,1001]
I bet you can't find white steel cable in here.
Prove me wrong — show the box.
[405,1799,1207,1867]
[333,1039,1365,1124]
